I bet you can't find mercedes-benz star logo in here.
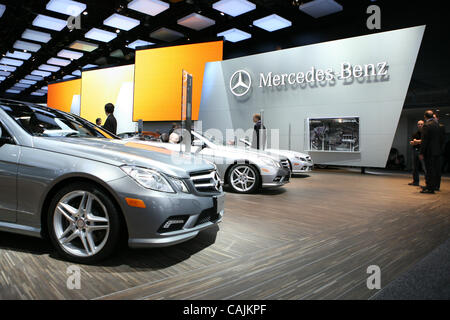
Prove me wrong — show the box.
[229,70,251,97]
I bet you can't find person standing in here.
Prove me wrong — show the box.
[103,103,117,134]
[433,113,446,191]
[409,120,425,186]
[419,110,441,194]
[96,118,102,126]
[252,114,266,150]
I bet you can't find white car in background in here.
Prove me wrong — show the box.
[240,139,313,174]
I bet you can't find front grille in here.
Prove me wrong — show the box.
[194,207,220,227]
[190,170,222,194]
[280,160,290,170]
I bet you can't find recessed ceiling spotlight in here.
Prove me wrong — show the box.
[220,12,224,16]
[83,11,88,15]
[116,29,121,33]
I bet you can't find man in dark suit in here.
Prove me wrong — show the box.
[409,120,425,186]
[419,110,441,193]
[103,103,117,134]
[252,114,266,150]
[433,113,446,191]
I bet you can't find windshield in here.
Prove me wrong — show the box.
[0,102,115,139]
[192,131,223,146]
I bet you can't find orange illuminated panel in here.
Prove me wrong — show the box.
[47,79,81,113]
[80,64,135,124]
[133,41,223,121]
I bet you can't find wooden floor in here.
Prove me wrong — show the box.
[1,169,449,300]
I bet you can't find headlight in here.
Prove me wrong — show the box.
[260,157,280,168]
[168,177,189,193]
[121,166,174,193]
[295,156,306,161]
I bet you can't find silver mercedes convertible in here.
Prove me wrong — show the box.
[125,130,291,194]
[0,100,224,263]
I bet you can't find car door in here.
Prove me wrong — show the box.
[0,121,19,223]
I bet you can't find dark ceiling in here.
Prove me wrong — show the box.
[0,0,448,108]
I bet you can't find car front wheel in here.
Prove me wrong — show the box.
[228,164,260,194]
[47,182,121,264]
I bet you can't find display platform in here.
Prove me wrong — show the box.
[1,171,448,300]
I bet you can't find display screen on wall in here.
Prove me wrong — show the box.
[133,41,223,122]
[80,64,136,134]
[47,78,81,114]
[308,117,360,152]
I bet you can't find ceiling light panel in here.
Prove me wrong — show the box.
[0,57,23,67]
[150,27,184,42]
[69,40,99,52]
[39,64,60,72]
[31,92,46,96]
[6,89,21,94]
[253,14,292,32]
[57,49,83,60]
[47,57,71,66]
[72,70,82,76]
[127,0,169,16]
[127,39,154,49]
[32,70,52,77]
[63,75,76,80]
[13,40,41,52]
[33,14,67,31]
[25,75,44,81]
[177,13,215,31]
[0,76,5,81]
[104,13,140,31]
[299,0,343,18]
[15,83,32,88]
[0,65,16,72]
[85,28,117,43]
[22,29,52,43]
[217,28,251,42]
[6,51,31,61]
[212,0,256,17]
[0,71,11,77]
[41,86,48,91]
[20,79,37,85]
[46,0,87,16]
[82,64,98,69]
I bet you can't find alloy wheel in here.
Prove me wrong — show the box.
[230,165,257,192]
[53,190,110,258]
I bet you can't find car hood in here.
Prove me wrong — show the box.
[264,149,310,159]
[32,137,215,178]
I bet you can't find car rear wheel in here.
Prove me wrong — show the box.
[228,164,260,194]
[47,182,121,264]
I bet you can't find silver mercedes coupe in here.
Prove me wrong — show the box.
[0,100,224,263]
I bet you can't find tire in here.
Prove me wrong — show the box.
[47,182,121,264]
[227,164,261,194]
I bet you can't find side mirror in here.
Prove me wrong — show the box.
[239,138,251,147]
[0,126,14,146]
[193,139,205,147]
